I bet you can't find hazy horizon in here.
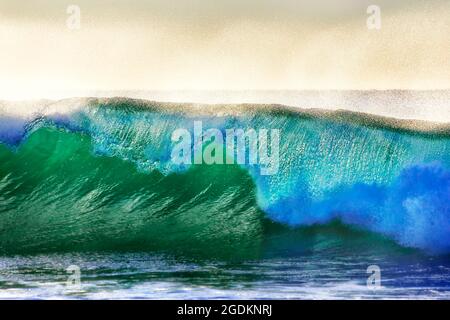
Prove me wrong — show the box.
[1,0,450,100]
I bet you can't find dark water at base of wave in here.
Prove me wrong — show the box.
[1,248,449,299]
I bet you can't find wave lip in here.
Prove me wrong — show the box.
[5,89,450,122]
[2,97,450,149]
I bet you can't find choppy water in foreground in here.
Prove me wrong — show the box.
[1,249,450,299]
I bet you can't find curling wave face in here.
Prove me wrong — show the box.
[0,98,449,255]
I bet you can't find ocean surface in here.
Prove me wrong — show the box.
[1,249,450,299]
[0,93,449,299]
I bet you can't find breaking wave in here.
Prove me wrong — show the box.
[1,98,449,255]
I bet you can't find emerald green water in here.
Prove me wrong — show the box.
[0,127,266,258]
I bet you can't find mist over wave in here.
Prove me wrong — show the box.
[4,90,450,122]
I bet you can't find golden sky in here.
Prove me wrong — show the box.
[0,0,449,99]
